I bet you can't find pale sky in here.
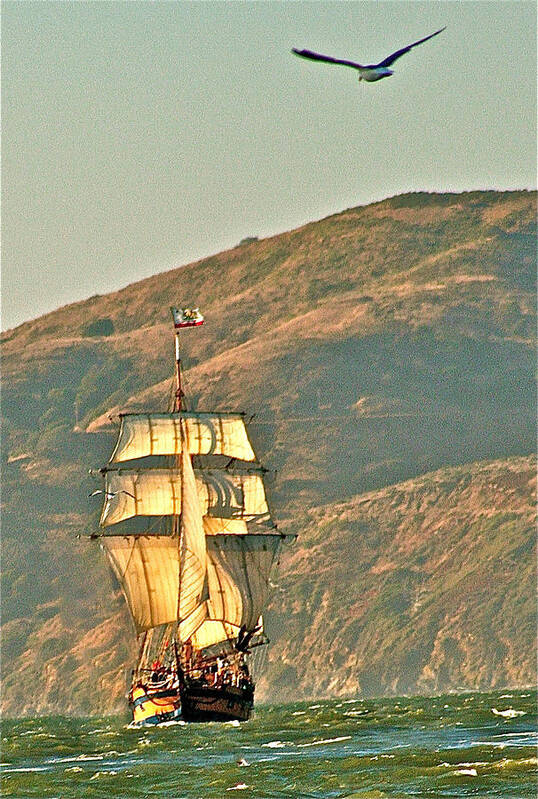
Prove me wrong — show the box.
[2,1,536,331]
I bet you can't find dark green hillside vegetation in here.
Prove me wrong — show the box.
[1,190,536,715]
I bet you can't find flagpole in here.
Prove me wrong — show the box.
[170,307,204,412]
[174,331,183,412]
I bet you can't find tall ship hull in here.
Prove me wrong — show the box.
[89,307,289,725]
[129,672,254,726]
[180,683,254,723]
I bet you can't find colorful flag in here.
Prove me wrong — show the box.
[171,307,204,329]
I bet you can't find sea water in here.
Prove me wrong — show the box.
[1,689,536,798]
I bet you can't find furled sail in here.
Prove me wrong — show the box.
[100,468,271,527]
[110,412,256,463]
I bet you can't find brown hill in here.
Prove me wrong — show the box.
[1,190,536,715]
[260,455,536,701]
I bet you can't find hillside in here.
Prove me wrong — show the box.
[260,455,536,701]
[1,190,536,716]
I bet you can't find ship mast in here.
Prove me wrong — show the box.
[171,306,204,410]
[174,330,183,413]
[172,314,186,545]
[170,307,206,633]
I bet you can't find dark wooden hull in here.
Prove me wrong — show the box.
[180,682,254,722]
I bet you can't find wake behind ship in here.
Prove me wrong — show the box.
[88,308,289,725]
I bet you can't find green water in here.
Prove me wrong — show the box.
[1,689,536,798]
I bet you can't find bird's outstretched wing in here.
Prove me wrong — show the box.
[292,48,363,70]
[376,27,446,67]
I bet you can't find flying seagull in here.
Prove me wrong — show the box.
[292,27,445,82]
[89,489,136,500]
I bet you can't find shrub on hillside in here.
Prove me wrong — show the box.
[81,318,115,337]
[34,423,72,455]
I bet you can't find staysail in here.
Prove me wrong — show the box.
[177,442,208,641]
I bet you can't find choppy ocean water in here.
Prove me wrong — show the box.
[1,689,536,798]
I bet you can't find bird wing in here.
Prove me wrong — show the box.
[376,26,446,67]
[292,48,363,70]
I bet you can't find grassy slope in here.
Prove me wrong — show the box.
[260,455,536,702]
[1,190,536,715]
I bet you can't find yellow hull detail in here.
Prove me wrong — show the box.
[131,684,181,726]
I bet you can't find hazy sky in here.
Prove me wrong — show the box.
[2,1,536,331]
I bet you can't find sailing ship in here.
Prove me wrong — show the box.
[90,308,287,724]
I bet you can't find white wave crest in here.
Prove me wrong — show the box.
[297,736,352,748]
[491,708,526,718]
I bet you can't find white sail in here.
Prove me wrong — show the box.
[203,518,249,536]
[177,441,208,636]
[100,470,182,526]
[204,534,281,635]
[188,614,263,651]
[101,536,180,633]
[110,412,256,463]
[197,470,270,524]
[100,468,271,527]
[189,619,239,650]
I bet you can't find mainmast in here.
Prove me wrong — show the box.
[171,308,204,542]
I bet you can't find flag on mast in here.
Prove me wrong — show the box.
[171,307,204,329]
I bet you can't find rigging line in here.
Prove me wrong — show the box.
[137,629,152,674]
[209,545,230,623]
[249,414,350,424]
[238,539,255,628]
[180,372,192,412]
[167,378,176,412]
[177,420,186,623]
